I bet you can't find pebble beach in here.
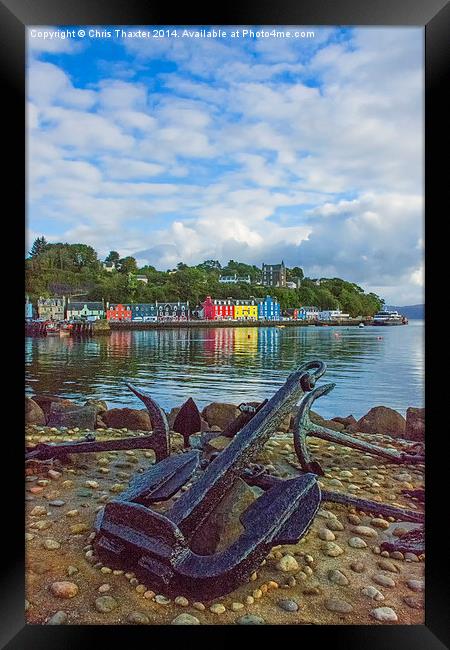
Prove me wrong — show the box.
[25,423,424,625]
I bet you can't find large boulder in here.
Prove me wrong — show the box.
[47,403,97,430]
[405,408,425,442]
[190,478,263,555]
[84,399,108,415]
[201,402,240,431]
[32,395,75,420]
[25,397,46,426]
[356,406,406,438]
[102,408,152,431]
[332,415,357,428]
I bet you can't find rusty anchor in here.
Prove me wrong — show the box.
[25,383,170,463]
[94,361,326,600]
[292,382,425,471]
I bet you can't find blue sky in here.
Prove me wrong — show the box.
[27,26,424,304]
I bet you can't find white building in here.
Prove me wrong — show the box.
[318,310,350,321]
[219,274,251,284]
[298,306,320,320]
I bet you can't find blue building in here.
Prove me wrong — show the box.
[156,301,190,321]
[131,304,158,321]
[257,295,280,321]
[25,296,33,320]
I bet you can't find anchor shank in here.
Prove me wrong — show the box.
[169,362,325,539]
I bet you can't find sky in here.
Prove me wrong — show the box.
[26,26,424,305]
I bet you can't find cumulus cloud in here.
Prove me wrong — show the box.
[26,26,424,304]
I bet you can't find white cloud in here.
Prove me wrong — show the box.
[27,27,424,304]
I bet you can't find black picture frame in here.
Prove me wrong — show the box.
[3,0,448,647]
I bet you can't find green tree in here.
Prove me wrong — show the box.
[118,256,138,274]
[29,236,49,258]
[105,251,120,266]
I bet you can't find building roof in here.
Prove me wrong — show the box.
[38,297,64,304]
[262,262,285,270]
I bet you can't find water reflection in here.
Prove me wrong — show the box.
[25,322,424,419]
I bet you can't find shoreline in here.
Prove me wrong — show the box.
[108,319,379,331]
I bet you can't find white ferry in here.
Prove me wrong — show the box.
[373,310,407,325]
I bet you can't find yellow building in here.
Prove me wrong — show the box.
[234,299,258,321]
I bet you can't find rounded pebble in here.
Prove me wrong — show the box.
[236,614,265,625]
[377,559,400,573]
[278,599,299,612]
[127,611,150,624]
[95,596,118,613]
[325,598,353,614]
[171,613,200,625]
[50,582,78,599]
[276,554,299,572]
[328,569,349,586]
[348,537,367,549]
[155,595,171,605]
[373,574,396,588]
[361,586,385,601]
[210,603,226,614]
[323,542,344,557]
[47,611,68,625]
[318,528,335,541]
[370,606,398,622]
[351,525,378,538]
[43,539,61,550]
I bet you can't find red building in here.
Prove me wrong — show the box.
[202,296,235,320]
[106,303,132,321]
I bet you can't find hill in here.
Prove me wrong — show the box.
[25,238,384,317]
[385,304,424,319]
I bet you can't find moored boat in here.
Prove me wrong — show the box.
[372,310,406,325]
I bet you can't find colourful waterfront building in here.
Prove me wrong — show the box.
[202,296,235,320]
[298,306,320,320]
[131,304,158,321]
[37,296,65,321]
[257,295,280,321]
[156,301,190,321]
[67,301,104,321]
[106,303,132,321]
[25,296,33,320]
[234,298,258,321]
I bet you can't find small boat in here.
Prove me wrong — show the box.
[358,322,365,328]
[44,321,61,335]
[276,325,286,329]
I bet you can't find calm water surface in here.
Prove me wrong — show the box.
[25,321,424,419]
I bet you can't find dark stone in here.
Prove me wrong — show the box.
[32,395,75,419]
[332,415,357,427]
[25,397,46,426]
[84,399,108,414]
[190,478,263,555]
[47,403,97,430]
[404,408,425,442]
[356,406,406,438]
[201,402,240,430]
[102,408,152,431]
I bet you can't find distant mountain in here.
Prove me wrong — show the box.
[385,304,424,319]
